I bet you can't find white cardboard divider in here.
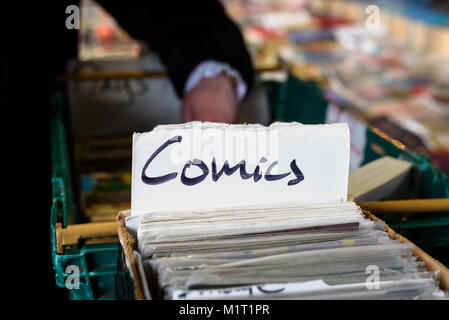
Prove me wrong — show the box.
[131,122,350,216]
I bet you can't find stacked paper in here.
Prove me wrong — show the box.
[135,202,445,300]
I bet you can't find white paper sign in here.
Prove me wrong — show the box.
[131,122,350,216]
[172,279,329,300]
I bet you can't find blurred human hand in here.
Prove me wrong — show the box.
[181,73,238,123]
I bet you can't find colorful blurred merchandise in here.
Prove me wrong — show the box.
[368,117,429,154]
[429,150,449,178]
[417,116,449,162]
[78,0,146,60]
[272,6,449,177]
[222,0,312,69]
[325,48,449,157]
[81,172,131,191]
[81,172,131,220]
[222,0,359,72]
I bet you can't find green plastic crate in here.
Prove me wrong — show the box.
[267,74,449,263]
[50,92,120,300]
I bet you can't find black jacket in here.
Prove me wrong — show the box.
[97,1,254,98]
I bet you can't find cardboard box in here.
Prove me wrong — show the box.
[117,209,449,300]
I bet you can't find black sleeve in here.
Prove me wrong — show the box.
[97,0,254,98]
